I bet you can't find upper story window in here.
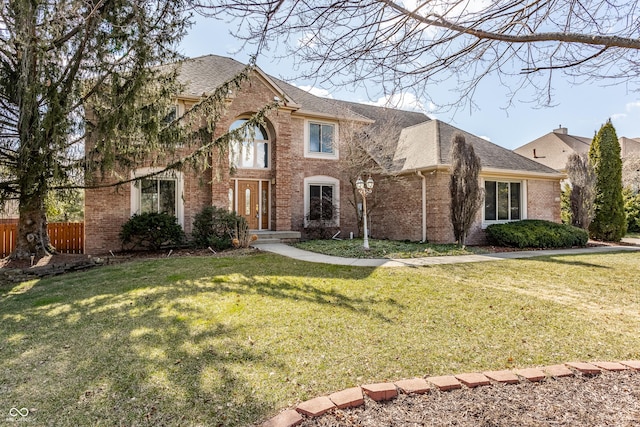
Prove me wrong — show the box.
[230,118,269,169]
[484,180,522,222]
[305,120,338,159]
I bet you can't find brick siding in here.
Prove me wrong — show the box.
[84,73,562,254]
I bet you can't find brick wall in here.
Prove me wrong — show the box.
[84,176,132,254]
[372,172,561,245]
[526,179,561,222]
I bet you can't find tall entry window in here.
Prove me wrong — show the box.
[484,181,521,221]
[230,118,270,169]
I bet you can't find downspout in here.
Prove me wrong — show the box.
[416,171,427,243]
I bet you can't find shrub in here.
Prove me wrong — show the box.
[624,188,640,233]
[486,220,589,249]
[120,212,185,251]
[192,206,240,250]
[589,121,626,241]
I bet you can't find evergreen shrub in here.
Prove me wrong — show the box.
[120,212,185,251]
[192,206,242,250]
[486,220,588,248]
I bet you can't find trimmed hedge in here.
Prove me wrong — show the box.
[486,220,589,249]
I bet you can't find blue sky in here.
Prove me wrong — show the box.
[180,14,640,150]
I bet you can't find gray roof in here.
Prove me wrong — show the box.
[174,54,559,177]
[395,120,560,175]
[175,55,247,97]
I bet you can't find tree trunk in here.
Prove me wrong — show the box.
[13,192,54,259]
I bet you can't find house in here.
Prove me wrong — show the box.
[84,55,563,253]
[514,126,640,173]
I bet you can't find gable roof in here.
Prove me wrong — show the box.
[394,120,560,176]
[174,54,560,178]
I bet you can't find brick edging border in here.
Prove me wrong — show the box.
[261,360,640,427]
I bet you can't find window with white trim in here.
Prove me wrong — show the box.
[131,169,184,226]
[230,118,269,169]
[309,185,334,221]
[304,176,340,226]
[484,180,522,222]
[305,120,338,159]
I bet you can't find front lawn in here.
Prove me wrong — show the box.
[1,251,639,426]
[294,238,485,258]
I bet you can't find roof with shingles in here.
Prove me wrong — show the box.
[394,120,559,174]
[174,54,560,177]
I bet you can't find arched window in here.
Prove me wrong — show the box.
[229,118,270,169]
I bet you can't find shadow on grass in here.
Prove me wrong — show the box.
[517,254,612,269]
[0,253,400,426]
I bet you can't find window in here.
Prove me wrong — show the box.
[304,176,340,226]
[140,178,176,216]
[484,180,522,222]
[305,120,338,159]
[162,105,177,124]
[310,123,334,153]
[131,168,184,226]
[230,118,269,169]
[309,185,334,221]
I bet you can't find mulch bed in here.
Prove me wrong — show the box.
[0,248,257,285]
[299,371,640,427]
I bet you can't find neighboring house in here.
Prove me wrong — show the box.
[513,127,592,173]
[515,126,640,172]
[84,54,563,253]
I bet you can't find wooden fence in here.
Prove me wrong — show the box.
[1,222,84,257]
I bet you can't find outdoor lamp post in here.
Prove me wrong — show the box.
[356,176,375,250]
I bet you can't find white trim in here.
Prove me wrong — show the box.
[481,178,527,228]
[304,119,339,160]
[130,167,184,227]
[229,118,271,170]
[303,175,340,227]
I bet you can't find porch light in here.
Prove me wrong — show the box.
[356,176,374,250]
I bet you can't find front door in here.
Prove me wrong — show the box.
[237,180,259,229]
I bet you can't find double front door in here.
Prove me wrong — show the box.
[233,180,269,230]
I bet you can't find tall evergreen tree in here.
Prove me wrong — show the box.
[0,1,271,259]
[588,120,627,241]
[0,1,191,258]
[449,133,483,247]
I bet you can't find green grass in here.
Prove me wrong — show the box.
[1,251,639,426]
[626,231,640,238]
[294,238,485,258]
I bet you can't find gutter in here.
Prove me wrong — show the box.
[416,171,427,243]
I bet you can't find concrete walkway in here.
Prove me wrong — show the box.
[252,241,640,267]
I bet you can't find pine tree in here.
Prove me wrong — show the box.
[1,1,271,259]
[588,120,627,241]
[449,133,483,247]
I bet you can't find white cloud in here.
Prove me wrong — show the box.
[366,93,429,113]
[295,85,334,99]
[625,101,640,111]
[611,113,627,121]
[297,32,316,48]
[479,135,491,142]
